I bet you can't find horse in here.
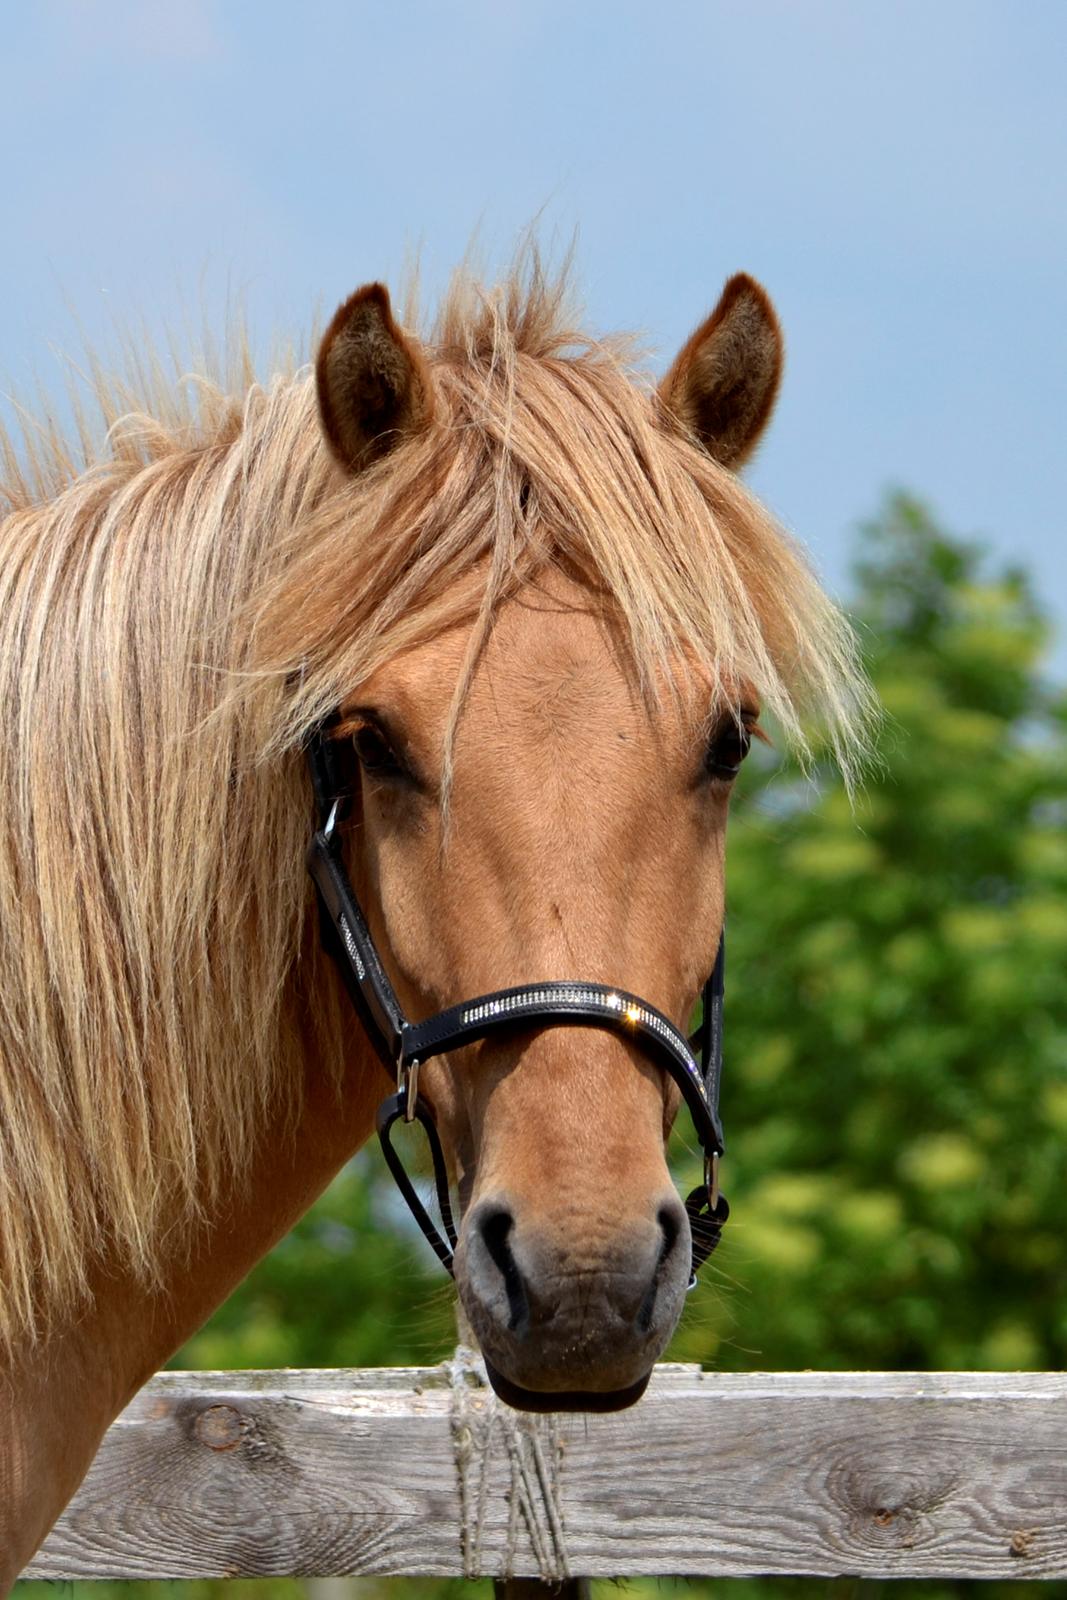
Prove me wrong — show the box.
[0,256,870,1581]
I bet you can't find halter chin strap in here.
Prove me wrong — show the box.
[306,728,729,1283]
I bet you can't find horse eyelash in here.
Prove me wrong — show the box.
[332,713,367,741]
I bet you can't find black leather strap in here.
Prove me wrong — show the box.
[693,934,725,1118]
[403,979,723,1156]
[376,1092,458,1275]
[308,825,406,1063]
[685,1186,730,1274]
[310,822,725,1154]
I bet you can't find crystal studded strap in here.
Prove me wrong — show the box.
[403,981,725,1157]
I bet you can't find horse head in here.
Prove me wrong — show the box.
[295,271,798,1408]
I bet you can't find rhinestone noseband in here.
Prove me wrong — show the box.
[307,727,729,1282]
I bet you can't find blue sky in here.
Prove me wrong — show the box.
[4,1,1065,661]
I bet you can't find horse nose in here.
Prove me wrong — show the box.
[471,1203,531,1334]
[460,1190,691,1400]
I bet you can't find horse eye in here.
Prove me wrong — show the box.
[352,724,404,777]
[704,721,752,782]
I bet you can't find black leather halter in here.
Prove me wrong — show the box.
[306,727,730,1283]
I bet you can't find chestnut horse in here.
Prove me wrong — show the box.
[0,259,869,1581]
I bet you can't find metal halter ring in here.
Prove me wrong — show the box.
[400,1056,420,1123]
[706,1151,720,1210]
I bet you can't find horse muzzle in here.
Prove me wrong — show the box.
[455,1189,692,1410]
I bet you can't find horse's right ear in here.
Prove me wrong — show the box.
[316,284,434,472]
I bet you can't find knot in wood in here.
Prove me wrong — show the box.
[194,1403,245,1451]
[827,1445,959,1552]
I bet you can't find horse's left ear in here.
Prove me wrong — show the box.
[316,283,435,472]
[658,274,783,469]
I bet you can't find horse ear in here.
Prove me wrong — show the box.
[316,283,434,472]
[659,274,783,469]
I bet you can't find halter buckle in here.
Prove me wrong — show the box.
[705,1150,720,1211]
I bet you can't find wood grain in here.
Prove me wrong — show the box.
[25,1366,1067,1581]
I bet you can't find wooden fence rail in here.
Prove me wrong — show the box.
[25,1364,1067,1583]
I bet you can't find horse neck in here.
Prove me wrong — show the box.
[3,1032,384,1584]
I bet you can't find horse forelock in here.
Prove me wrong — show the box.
[0,254,874,1348]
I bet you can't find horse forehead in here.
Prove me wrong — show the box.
[359,581,711,753]
[369,598,650,733]
[477,601,635,727]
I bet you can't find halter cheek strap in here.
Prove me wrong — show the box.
[306,729,729,1282]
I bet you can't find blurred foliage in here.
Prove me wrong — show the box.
[18,494,1067,1600]
[673,492,1067,1381]
[170,1153,456,1373]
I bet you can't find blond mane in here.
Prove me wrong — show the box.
[0,257,873,1348]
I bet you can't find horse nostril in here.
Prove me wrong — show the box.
[474,1203,529,1334]
[636,1197,689,1333]
[657,1200,683,1262]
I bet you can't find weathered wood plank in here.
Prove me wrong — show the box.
[25,1366,1067,1581]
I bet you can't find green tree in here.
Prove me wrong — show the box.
[673,493,1067,1378]
[173,1153,454,1374]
